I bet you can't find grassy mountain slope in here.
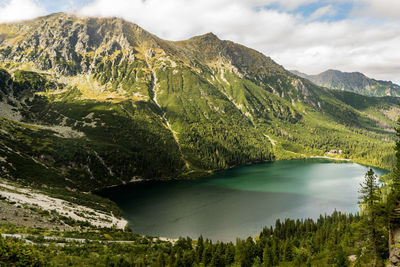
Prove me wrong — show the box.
[291,69,400,97]
[0,13,398,192]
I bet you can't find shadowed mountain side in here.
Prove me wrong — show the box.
[0,13,397,191]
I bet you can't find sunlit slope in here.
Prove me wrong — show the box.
[0,13,397,191]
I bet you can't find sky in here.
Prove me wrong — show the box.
[0,0,399,84]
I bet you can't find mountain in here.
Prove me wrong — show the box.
[0,13,398,192]
[291,69,400,97]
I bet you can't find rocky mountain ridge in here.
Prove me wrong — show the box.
[0,13,397,191]
[291,69,400,97]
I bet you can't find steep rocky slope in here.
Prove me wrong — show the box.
[0,13,398,191]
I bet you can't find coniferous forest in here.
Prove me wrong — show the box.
[1,137,399,266]
[0,12,400,267]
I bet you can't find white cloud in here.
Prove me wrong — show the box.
[309,5,337,20]
[0,0,396,84]
[353,0,400,20]
[264,0,318,10]
[77,0,400,84]
[0,0,45,23]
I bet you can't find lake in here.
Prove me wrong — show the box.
[98,159,388,242]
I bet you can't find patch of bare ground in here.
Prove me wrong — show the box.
[0,200,73,231]
[383,107,400,121]
[0,180,127,230]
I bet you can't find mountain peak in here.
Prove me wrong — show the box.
[323,69,341,74]
[189,32,220,42]
[323,69,364,76]
[0,12,162,75]
[202,32,219,39]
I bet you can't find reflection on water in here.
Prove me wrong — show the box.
[98,159,388,242]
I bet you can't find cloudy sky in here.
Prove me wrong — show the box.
[0,0,399,84]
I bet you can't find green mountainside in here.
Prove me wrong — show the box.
[1,12,400,267]
[291,69,400,97]
[0,13,398,192]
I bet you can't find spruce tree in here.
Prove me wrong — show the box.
[387,121,400,266]
[225,242,235,266]
[334,246,349,267]
[262,245,272,267]
[359,168,380,266]
[387,126,400,225]
[156,252,165,267]
[392,123,400,203]
[195,236,204,263]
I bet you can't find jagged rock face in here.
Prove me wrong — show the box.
[0,13,397,191]
[0,13,314,103]
[184,32,285,76]
[0,13,154,76]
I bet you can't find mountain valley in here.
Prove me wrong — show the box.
[0,11,400,266]
[0,13,397,194]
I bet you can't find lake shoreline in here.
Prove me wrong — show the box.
[95,155,377,192]
[308,155,350,161]
[99,159,385,242]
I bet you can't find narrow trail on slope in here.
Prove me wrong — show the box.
[263,134,276,146]
[212,69,257,127]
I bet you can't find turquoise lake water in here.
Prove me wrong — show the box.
[98,159,388,242]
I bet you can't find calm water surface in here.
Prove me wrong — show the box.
[98,159,388,242]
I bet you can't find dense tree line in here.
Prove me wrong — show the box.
[1,67,399,265]
[3,153,397,266]
[0,211,374,266]
[0,145,396,266]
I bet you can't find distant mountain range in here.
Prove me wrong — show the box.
[290,69,400,97]
[0,13,398,191]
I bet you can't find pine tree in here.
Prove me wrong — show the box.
[262,245,272,267]
[252,256,262,267]
[168,252,175,267]
[174,249,183,267]
[283,240,293,261]
[195,236,204,263]
[359,168,380,266]
[334,246,349,267]
[202,244,212,266]
[182,250,194,267]
[224,242,235,266]
[387,122,400,266]
[392,123,400,204]
[210,243,225,267]
[156,252,165,267]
